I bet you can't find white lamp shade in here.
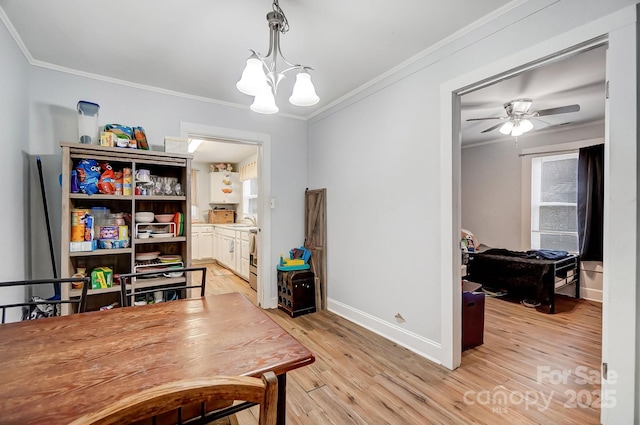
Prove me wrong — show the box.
[520,119,534,133]
[289,72,320,106]
[499,121,514,135]
[250,85,279,114]
[511,122,524,136]
[236,57,267,96]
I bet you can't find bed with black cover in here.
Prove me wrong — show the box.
[466,248,579,313]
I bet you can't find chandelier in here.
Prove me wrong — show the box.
[236,0,319,114]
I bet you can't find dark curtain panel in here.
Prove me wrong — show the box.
[577,144,604,261]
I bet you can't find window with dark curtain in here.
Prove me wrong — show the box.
[577,144,604,261]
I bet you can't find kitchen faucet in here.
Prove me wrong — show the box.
[243,214,257,226]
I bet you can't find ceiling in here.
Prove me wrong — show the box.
[0,0,512,119]
[0,1,605,157]
[190,138,258,164]
[461,45,607,146]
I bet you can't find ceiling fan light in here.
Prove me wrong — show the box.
[289,71,319,106]
[520,119,534,133]
[499,121,514,135]
[511,122,524,137]
[250,85,279,114]
[236,56,267,96]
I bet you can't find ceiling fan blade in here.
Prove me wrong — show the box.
[481,123,504,133]
[530,117,551,126]
[466,117,504,121]
[535,104,580,116]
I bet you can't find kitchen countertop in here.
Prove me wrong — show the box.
[192,223,256,232]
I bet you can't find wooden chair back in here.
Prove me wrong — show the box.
[118,266,207,307]
[69,372,278,425]
[0,276,90,323]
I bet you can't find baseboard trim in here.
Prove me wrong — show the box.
[581,287,603,303]
[327,298,442,365]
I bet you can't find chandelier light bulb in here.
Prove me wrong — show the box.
[289,71,320,106]
[250,84,279,114]
[499,121,514,135]
[236,55,267,96]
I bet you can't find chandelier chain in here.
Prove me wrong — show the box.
[272,0,290,34]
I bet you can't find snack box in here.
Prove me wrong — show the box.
[91,267,113,289]
[99,225,129,241]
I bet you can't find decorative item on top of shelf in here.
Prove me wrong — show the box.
[211,163,234,173]
[77,101,100,144]
[133,127,149,150]
[101,124,149,150]
[164,136,188,154]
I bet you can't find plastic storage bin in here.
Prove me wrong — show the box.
[77,101,100,144]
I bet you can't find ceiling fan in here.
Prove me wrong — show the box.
[467,98,580,136]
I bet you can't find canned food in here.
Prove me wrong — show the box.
[71,209,90,242]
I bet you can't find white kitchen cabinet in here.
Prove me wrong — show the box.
[210,172,241,204]
[240,232,250,280]
[199,229,214,260]
[212,226,250,281]
[192,225,214,260]
[215,227,236,269]
[192,231,201,259]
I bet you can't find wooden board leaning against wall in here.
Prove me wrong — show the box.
[305,188,326,310]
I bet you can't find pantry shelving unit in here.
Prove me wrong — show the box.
[60,142,192,314]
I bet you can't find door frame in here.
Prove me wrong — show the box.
[439,6,637,423]
[180,122,275,309]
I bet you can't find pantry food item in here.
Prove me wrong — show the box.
[123,168,132,195]
[91,267,113,289]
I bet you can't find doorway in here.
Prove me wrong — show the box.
[440,12,639,420]
[456,43,607,421]
[180,122,275,309]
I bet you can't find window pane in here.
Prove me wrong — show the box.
[539,205,577,231]
[540,234,578,252]
[541,158,577,202]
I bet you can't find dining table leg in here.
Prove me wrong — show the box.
[277,373,287,425]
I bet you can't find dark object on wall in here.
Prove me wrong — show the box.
[277,270,316,317]
[36,157,60,297]
[578,144,604,261]
[462,291,485,350]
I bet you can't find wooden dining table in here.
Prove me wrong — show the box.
[0,292,314,425]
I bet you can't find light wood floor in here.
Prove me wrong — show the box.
[200,262,602,425]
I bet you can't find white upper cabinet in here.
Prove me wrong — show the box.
[210,171,240,204]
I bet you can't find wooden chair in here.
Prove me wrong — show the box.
[118,266,207,307]
[69,372,278,425]
[0,276,90,323]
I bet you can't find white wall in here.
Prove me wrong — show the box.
[0,16,29,322]
[22,66,307,303]
[462,123,604,250]
[309,0,637,397]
